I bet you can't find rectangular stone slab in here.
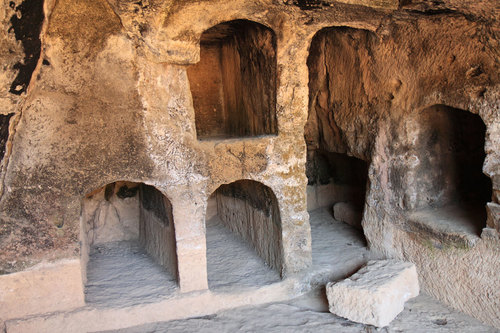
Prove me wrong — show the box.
[326,259,419,327]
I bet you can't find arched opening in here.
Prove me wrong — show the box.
[303,27,373,283]
[81,181,179,307]
[407,105,492,239]
[187,20,278,140]
[205,180,282,289]
[304,26,372,232]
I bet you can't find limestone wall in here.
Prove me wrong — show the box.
[304,22,499,327]
[0,0,498,327]
[401,105,491,211]
[139,184,178,279]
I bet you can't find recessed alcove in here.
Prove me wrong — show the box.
[406,105,492,245]
[304,150,371,282]
[205,180,282,289]
[306,150,369,228]
[303,27,376,285]
[81,181,179,307]
[187,20,278,140]
[304,26,371,234]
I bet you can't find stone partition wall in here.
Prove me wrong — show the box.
[215,180,283,274]
[139,184,178,279]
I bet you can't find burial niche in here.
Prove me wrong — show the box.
[205,180,282,289]
[407,105,492,238]
[305,26,371,232]
[81,182,178,306]
[187,20,278,139]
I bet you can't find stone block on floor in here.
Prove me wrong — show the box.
[326,259,419,327]
[333,202,363,229]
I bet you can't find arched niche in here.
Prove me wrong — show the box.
[407,105,492,237]
[302,27,375,285]
[187,20,278,140]
[81,181,179,306]
[205,179,283,289]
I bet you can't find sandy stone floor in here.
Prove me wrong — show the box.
[85,207,375,306]
[206,207,379,290]
[85,219,280,309]
[206,216,281,290]
[85,241,179,308]
[307,208,379,287]
[97,290,498,333]
[86,208,497,332]
[85,207,379,307]
[85,217,283,308]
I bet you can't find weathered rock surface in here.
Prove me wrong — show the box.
[333,202,363,229]
[0,0,498,329]
[326,259,419,327]
[216,180,283,274]
[303,6,499,327]
[95,292,498,333]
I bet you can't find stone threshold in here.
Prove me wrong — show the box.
[5,279,297,333]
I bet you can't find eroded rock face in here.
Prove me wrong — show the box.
[0,113,12,162]
[326,260,419,327]
[304,10,499,327]
[0,0,498,328]
[8,0,44,95]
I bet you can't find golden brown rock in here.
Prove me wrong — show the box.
[0,0,498,330]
